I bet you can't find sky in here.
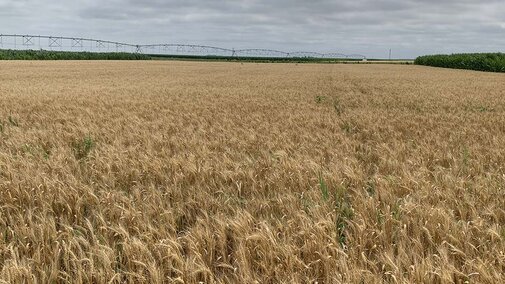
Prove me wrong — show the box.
[1,0,504,58]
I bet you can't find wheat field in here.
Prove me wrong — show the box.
[0,61,504,283]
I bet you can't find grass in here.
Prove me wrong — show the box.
[72,136,95,160]
[7,116,18,127]
[318,174,330,201]
[335,185,353,247]
[0,61,504,283]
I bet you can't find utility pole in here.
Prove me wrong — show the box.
[389,49,392,60]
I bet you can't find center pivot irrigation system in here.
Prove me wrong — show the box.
[0,34,367,60]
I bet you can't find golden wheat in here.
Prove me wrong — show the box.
[0,61,504,283]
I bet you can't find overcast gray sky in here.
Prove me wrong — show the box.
[1,0,504,58]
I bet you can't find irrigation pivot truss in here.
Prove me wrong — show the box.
[0,34,367,60]
[0,34,139,53]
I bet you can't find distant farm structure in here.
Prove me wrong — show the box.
[0,34,367,60]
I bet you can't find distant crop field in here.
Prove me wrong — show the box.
[0,49,151,60]
[415,53,505,72]
[0,61,504,283]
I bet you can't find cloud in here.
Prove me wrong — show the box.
[1,0,504,58]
